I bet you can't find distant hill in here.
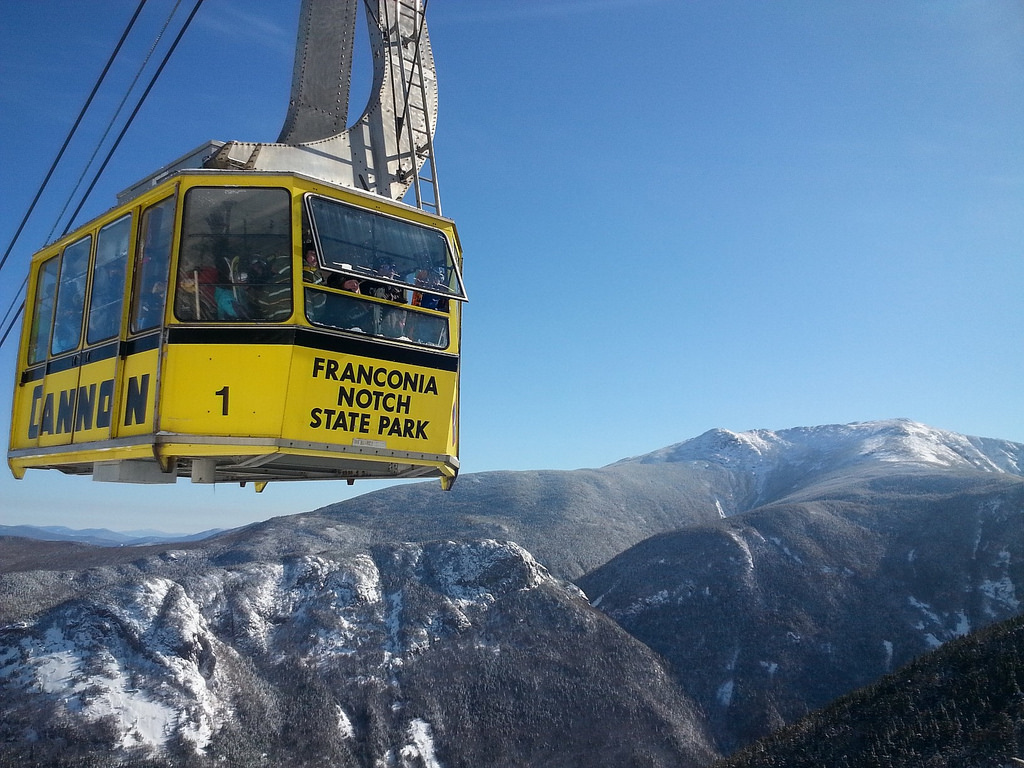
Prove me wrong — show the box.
[0,524,226,547]
[0,419,1021,766]
[297,419,1024,580]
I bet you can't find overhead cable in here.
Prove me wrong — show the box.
[0,0,207,354]
[0,0,149,279]
[61,0,207,238]
[0,300,24,352]
[49,0,186,241]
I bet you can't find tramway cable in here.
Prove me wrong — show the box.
[50,0,194,242]
[0,0,150,281]
[0,0,202,355]
[58,0,206,240]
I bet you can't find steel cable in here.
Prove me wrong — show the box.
[60,0,207,238]
[0,0,206,353]
[48,0,186,242]
[0,0,149,280]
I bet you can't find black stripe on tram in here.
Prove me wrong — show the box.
[167,326,295,346]
[166,325,459,372]
[295,328,460,372]
[20,333,162,383]
[45,337,113,374]
[44,339,123,374]
[46,352,81,374]
[122,330,162,356]
[81,340,120,365]
[20,366,46,384]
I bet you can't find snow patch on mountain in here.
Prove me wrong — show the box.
[0,586,232,756]
[30,636,178,749]
[426,539,551,605]
[857,420,1019,472]
[400,718,442,768]
[907,596,975,650]
[337,705,355,739]
[727,530,756,573]
[220,554,386,662]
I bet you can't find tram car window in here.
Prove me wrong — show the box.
[87,215,131,344]
[307,195,464,301]
[174,187,292,322]
[28,258,60,365]
[50,236,91,356]
[131,197,176,333]
[302,194,462,348]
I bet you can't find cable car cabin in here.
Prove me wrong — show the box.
[8,171,466,489]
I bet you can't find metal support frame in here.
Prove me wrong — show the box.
[207,0,441,210]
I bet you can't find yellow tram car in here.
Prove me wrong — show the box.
[8,170,466,489]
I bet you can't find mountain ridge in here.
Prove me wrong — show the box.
[618,419,1023,501]
[619,419,1021,473]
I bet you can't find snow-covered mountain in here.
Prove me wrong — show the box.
[1,420,1021,766]
[0,538,716,767]
[621,418,1023,488]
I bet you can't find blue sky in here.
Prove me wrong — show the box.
[1,0,1022,532]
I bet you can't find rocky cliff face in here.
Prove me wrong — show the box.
[0,537,717,767]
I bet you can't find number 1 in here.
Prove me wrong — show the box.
[215,386,229,416]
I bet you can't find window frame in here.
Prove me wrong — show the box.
[174,185,293,323]
[86,213,132,345]
[304,193,466,303]
[28,256,61,365]
[130,195,177,333]
[49,235,93,357]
